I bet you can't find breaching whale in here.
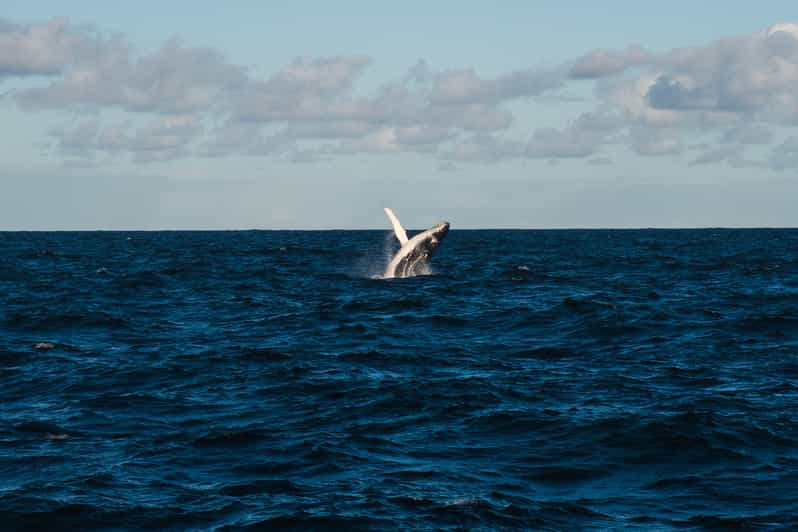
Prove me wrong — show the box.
[383,208,450,278]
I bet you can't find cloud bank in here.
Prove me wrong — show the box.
[3,18,798,169]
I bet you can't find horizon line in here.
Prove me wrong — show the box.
[2,226,798,232]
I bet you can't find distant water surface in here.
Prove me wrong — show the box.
[1,229,797,530]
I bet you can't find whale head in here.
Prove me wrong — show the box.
[425,222,450,252]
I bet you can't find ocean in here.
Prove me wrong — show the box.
[1,229,797,530]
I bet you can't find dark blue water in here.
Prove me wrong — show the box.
[2,229,798,530]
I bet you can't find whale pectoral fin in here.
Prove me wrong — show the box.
[384,207,408,245]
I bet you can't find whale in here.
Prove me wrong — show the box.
[383,208,450,278]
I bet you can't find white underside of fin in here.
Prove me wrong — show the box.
[384,207,408,245]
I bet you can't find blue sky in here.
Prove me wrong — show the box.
[2,2,798,229]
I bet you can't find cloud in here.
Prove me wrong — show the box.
[4,16,798,169]
[127,115,203,151]
[642,23,798,120]
[526,111,623,159]
[602,74,686,128]
[17,36,247,114]
[394,125,455,147]
[235,56,375,122]
[579,20,798,157]
[234,56,371,122]
[527,127,599,158]
[442,104,513,131]
[322,125,454,156]
[233,59,520,136]
[195,122,261,157]
[52,118,100,152]
[569,45,651,79]
[49,115,204,162]
[688,145,739,166]
[629,128,683,156]
[719,124,773,145]
[284,120,376,139]
[95,121,132,151]
[428,65,565,105]
[1,17,247,114]
[0,18,78,76]
[646,76,723,111]
[685,122,775,167]
[226,58,525,160]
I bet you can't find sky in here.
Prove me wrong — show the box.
[2,1,798,229]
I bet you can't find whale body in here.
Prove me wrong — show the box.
[383,208,449,278]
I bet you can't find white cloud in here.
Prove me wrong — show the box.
[4,16,798,168]
[0,18,78,76]
[234,56,371,122]
[629,128,683,156]
[428,65,564,105]
[7,18,247,114]
[527,127,599,159]
[644,24,798,122]
[284,120,376,139]
[394,125,455,147]
[570,45,651,79]
[526,111,623,159]
[52,118,100,152]
[689,145,739,166]
[326,127,401,154]
[48,115,204,162]
[195,122,261,157]
[719,124,773,145]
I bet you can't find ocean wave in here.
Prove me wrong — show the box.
[2,228,798,529]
